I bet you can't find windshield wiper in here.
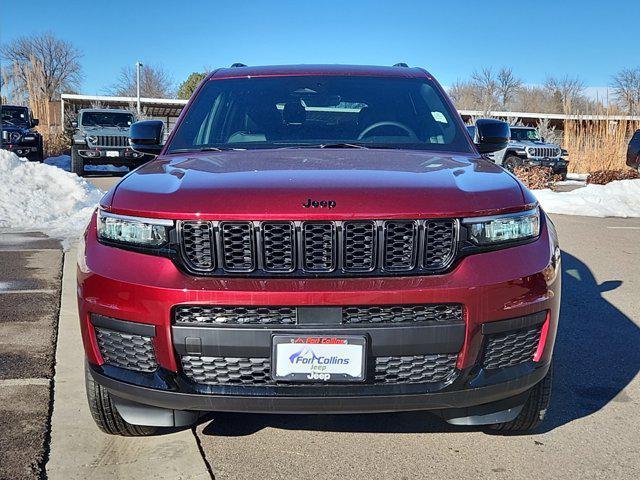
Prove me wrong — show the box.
[170,146,245,153]
[319,143,369,149]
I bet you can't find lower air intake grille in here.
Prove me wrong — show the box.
[343,304,463,324]
[181,354,458,385]
[374,354,458,384]
[95,327,157,372]
[482,325,542,370]
[174,305,297,325]
[181,356,272,385]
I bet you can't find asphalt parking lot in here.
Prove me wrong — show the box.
[1,174,638,479]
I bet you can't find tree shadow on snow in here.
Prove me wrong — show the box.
[200,251,639,437]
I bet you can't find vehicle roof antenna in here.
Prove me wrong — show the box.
[230,63,247,68]
[393,62,409,67]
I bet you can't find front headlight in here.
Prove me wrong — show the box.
[87,135,98,144]
[97,209,172,247]
[10,132,21,143]
[463,208,540,245]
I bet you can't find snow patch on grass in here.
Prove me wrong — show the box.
[0,150,103,247]
[533,179,640,217]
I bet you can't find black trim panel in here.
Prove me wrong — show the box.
[90,314,157,337]
[171,322,466,358]
[481,311,547,335]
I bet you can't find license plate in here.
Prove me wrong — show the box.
[106,151,119,157]
[272,335,366,382]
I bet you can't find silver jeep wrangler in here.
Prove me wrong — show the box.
[70,108,147,176]
[467,125,569,178]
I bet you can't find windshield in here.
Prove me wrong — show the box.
[81,111,133,128]
[510,128,541,142]
[167,76,471,153]
[1,106,30,125]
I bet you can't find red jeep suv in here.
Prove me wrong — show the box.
[78,64,560,436]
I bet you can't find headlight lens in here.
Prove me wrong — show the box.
[464,208,540,245]
[97,209,172,247]
[10,132,21,143]
[87,135,98,144]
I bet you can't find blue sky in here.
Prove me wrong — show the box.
[1,0,637,97]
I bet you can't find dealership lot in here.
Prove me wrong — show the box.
[0,174,638,479]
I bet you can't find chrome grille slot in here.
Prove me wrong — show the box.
[180,221,214,271]
[343,221,376,271]
[220,222,255,271]
[302,222,336,271]
[424,220,456,269]
[262,222,295,272]
[383,221,417,271]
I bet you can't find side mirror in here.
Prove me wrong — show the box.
[71,120,78,129]
[541,136,545,143]
[129,120,164,155]
[474,119,510,154]
[31,118,39,127]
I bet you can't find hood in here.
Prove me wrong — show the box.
[1,124,31,133]
[106,149,531,220]
[511,139,558,148]
[82,126,129,135]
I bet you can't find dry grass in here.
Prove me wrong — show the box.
[563,119,640,173]
[42,132,69,158]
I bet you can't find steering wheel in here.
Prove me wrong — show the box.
[357,121,418,140]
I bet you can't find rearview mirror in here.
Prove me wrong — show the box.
[129,120,165,155]
[474,119,510,154]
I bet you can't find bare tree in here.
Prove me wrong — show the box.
[110,64,175,98]
[448,80,478,110]
[0,32,82,103]
[496,68,522,109]
[611,67,640,115]
[544,75,585,113]
[470,68,499,112]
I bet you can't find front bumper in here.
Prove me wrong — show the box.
[88,360,550,414]
[525,157,568,174]
[78,147,145,164]
[78,213,561,414]
[2,144,39,158]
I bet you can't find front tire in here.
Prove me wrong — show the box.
[71,145,84,176]
[85,366,158,436]
[503,155,523,172]
[488,362,553,433]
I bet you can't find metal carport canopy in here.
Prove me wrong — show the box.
[60,93,188,121]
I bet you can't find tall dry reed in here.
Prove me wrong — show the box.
[563,119,640,173]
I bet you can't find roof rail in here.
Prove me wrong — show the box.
[393,62,409,67]
[230,63,247,68]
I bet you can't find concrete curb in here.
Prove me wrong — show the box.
[46,246,211,479]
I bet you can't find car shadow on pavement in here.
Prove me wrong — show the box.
[200,251,639,437]
[539,251,639,432]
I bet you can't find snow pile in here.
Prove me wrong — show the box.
[44,154,129,173]
[533,179,640,218]
[0,150,103,246]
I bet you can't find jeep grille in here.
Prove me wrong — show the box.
[177,219,457,277]
[92,135,129,148]
[528,146,561,158]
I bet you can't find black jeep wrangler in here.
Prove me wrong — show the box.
[1,105,44,162]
